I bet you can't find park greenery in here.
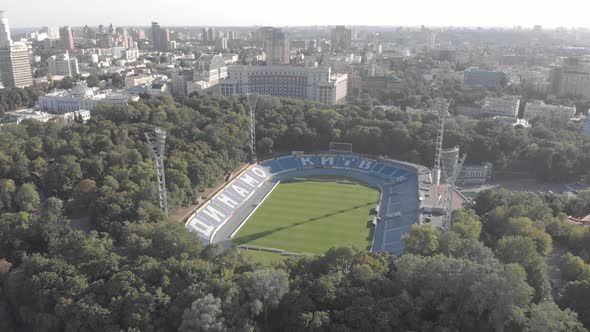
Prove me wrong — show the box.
[1,93,590,330]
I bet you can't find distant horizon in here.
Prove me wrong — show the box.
[3,0,590,30]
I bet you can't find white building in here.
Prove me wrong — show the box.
[523,100,576,124]
[39,82,139,113]
[124,74,155,88]
[47,52,79,77]
[2,109,90,125]
[219,65,348,104]
[480,96,520,118]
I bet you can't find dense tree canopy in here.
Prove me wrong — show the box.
[0,94,589,330]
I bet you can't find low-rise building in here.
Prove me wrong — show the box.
[124,74,155,88]
[480,96,520,118]
[39,82,139,113]
[463,68,506,89]
[2,109,90,125]
[456,163,493,185]
[523,100,576,124]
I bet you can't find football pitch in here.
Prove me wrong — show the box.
[233,179,380,254]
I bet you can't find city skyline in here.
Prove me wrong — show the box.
[4,0,590,29]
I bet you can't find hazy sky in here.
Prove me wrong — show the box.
[4,0,590,28]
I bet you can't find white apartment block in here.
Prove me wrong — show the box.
[480,96,520,118]
[523,101,576,124]
[219,65,348,105]
[47,52,79,77]
[39,83,139,113]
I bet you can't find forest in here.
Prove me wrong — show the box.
[1,93,590,330]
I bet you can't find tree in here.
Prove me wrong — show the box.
[86,74,100,88]
[496,236,551,302]
[560,280,590,329]
[402,224,439,256]
[560,253,590,283]
[15,183,40,212]
[0,179,16,212]
[179,294,226,332]
[525,301,586,332]
[239,269,289,323]
[45,155,82,198]
[451,208,482,240]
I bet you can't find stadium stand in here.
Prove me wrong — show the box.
[185,154,422,255]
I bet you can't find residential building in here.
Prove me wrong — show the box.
[219,65,348,105]
[259,27,289,65]
[523,100,576,124]
[59,26,74,50]
[39,82,139,112]
[463,68,506,89]
[47,52,79,77]
[331,26,352,53]
[480,96,520,118]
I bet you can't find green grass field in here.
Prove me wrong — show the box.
[233,179,379,254]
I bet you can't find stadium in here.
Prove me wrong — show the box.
[185,151,438,256]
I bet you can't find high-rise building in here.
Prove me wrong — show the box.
[0,11,33,88]
[331,26,352,53]
[201,28,208,42]
[47,52,79,77]
[151,22,169,52]
[207,28,215,43]
[259,27,289,65]
[82,25,95,39]
[59,26,74,50]
[0,10,11,48]
[215,37,228,52]
[42,27,60,39]
[151,22,161,50]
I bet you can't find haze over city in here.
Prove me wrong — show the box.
[4,0,590,28]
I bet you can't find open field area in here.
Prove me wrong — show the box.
[233,179,379,254]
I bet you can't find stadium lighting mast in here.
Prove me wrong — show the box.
[145,127,169,214]
[246,93,259,163]
[432,97,450,187]
[443,154,466,231]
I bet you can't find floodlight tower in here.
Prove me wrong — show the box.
[442,153,466,231]
[246,93,259,163]
[432,97,449,186]
[145,128,168,214]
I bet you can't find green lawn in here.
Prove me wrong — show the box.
[240,249,291,265]
[233,180,379,254]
